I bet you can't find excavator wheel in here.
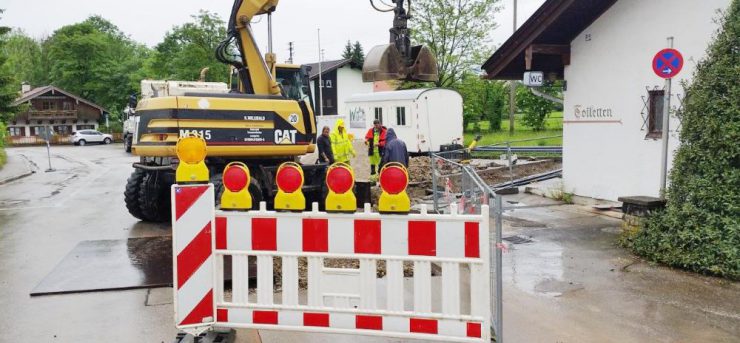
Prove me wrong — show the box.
[125,169,147,220]
[138,171,172,223]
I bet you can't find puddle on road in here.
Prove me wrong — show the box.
[503,239,583,297]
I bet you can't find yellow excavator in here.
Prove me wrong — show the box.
[125,0,437,222]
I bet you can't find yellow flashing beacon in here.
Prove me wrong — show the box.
[325,163,357,213]
[175,135,209,183]
[220,162,253,210]
[378,162,411,213]
[274,162,305,211]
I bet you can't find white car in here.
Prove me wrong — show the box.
[73,130,113,146]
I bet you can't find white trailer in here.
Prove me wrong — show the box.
[344,88,464,154]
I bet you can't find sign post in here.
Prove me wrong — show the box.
[40,126,55,172]
[652,39,683,197]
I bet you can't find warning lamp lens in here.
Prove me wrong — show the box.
[276,166,303,193]
[327,167,354,194]
[379,166,408,194]
[223,166,249,192]
[176,136,207,164]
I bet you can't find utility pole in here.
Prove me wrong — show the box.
[659,37,674,196]
[508,0,518,136]
[317,29,324,116]
[288,42,294,64]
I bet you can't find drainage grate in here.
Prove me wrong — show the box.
[503,235,534,244]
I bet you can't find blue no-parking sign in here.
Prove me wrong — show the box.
[652,48,684,79]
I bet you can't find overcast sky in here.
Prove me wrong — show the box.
[2,0,545,65]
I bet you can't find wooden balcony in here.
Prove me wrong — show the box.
[28,110,78,119]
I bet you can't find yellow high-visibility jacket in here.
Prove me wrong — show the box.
[330,119,355,164]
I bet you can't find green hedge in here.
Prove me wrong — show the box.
[622,1,739,279]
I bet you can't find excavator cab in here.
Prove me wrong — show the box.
[363,0,439,83]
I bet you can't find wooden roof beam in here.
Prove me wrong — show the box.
[525,44,571,70]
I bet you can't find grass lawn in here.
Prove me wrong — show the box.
[464,112,563,147]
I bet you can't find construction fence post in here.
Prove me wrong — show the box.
[431,153,439,213]
[494,195,504,342]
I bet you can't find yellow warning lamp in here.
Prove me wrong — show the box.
[220,162,252,211]
[325,163,357,213]
[274,162,305,211]
[175,135,209,183]
[378,163,411,213]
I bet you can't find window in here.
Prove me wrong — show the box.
[647,90,665,138]
[30,126,45,136]
[396,107,407,126]
[42,101,55,110]
[7,127,24,137]
[374,107,383,124]
[63,102,74,111]
[54,125,73,135]
[76,125,95,130]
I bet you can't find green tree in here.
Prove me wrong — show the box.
[410,0,501,87]
[351,41,365,66]
[0,10,18,122]
[3,30,46,88]
[149,10,229,83]
[341,40,365,67]
[457,72,506,131]
[516,84,559,131]
[44,16,148,114]
[624,1,740,279]
[342,41,353,60]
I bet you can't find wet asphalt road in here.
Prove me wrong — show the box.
[0,145,738,343]
[0,144,176,342]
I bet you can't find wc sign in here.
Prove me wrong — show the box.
[523,71,544,87]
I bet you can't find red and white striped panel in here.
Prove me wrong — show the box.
[215,214,483,259]
[215,307,484,341]
[172,184,216,330]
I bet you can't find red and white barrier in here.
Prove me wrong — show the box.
[173,184,491,341]
[171,184,216,334]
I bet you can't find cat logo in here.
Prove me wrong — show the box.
[288,113,300,124]
[275,129,297,144]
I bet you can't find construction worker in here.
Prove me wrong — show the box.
[381,128,409,168]
[330,119,356,165]
[317,126,334,164]
[364,119,387,175]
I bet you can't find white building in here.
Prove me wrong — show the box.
[306,59,374,119]
[483,0,730,201]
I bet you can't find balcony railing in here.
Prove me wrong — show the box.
[28,110,78,119]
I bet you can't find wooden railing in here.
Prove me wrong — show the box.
[28,110,78,119]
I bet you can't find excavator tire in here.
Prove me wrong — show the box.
[138,171,171,223]
[125,169,147,220]
[124,135,132,153]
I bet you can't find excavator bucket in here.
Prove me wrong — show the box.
[362,44,439,83]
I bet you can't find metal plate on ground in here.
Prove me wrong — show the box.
[31,237,173,296]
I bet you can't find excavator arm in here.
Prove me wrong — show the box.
[217,0,282,96]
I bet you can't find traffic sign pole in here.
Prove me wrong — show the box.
[659,37,674,197]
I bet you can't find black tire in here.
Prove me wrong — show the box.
[104,138,112,144]
[125,169,147,220]
[124,136,132,153]
[78,139,86,146]
[139,171,171,223]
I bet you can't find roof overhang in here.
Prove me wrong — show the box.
[482,0,617,80]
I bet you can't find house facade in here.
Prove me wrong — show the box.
[482,0,730,201]
[307,59,374,118]
[8,85,107,138]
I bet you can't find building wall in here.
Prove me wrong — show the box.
[336,66,374,116]
[562,0,728,201]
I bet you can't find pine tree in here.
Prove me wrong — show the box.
[351,41,365,66]
[341,41,353,60]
